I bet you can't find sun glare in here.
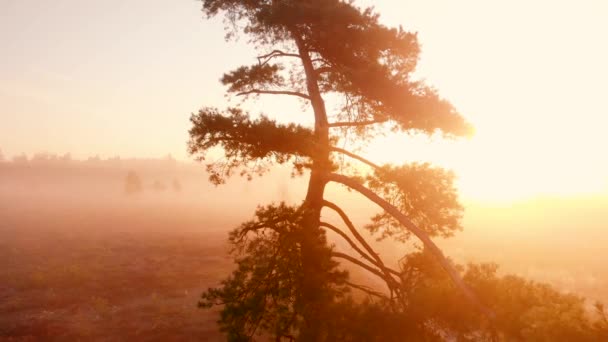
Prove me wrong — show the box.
[366,115,608,202]
[366,108,608,202]
[361,0,608,202]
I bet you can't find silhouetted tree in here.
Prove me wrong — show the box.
[60,153,72,163]
[31,152,55,165]
[124,170,143,195]
[172,178,182,193]
[12,153,28,165]
[190,1,606,340]
[87,155,102,163]
[152,180,167,192]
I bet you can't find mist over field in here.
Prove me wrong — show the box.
[1,155,607,339]
[3,0,608,339]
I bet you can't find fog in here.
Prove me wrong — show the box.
[1,156,607,338]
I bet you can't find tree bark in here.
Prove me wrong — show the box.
[292,30,331,340]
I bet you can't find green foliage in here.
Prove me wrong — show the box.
[200,204,347,341]
[320,298,434,342]
[188,107,315,184]
[191,1,608,341]
[222,64,285,93]
[201,227,608,341]
[391,251,608,341]
[366,163,463,241]
[467,265,598,341]
[201,0,471,137]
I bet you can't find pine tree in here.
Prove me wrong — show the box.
[124,170,143,195]
[189,1,487,340]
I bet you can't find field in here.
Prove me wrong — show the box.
[0,196,231,341]
[2,160,608,340]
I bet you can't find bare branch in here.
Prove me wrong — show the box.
[328,119,388,128]
[325,173,496,320]
[236,89,311,100]
[322,199,401,302]
[320,222,384,272]
[314,66,334,76]
[331,252,390,283]
[257,49,301,65]
[323,201,384,269]
[258,49,301,60]
[344,281,388,300]
[330,147,381,170]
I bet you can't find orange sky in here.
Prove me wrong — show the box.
[1,0,607,200]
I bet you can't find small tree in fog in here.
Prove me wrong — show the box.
[189,1,607,340]
[172,178,182,193]
[151,180,167,192]
[12,153,28,165]
[124,171,143,195]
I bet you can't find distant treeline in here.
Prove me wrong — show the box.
[0,151,189,170]
[0,152,208,196]
[0,150,297,205]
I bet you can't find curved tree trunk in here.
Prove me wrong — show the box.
[326,172,495,320]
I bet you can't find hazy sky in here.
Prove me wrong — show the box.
[1,0,607,199]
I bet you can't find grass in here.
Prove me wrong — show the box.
[0,196,232,341]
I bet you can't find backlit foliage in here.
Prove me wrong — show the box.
[189,107,315,184]
[366,163,463,241]
[190,0,608,340]
[199,204,347,340]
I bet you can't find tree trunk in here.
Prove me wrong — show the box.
[293,30,331,341]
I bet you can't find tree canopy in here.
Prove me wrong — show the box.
[190,1,608,341]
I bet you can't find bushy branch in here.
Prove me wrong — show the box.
[365,163,463,242]
[188,107,315,184]
[202,0,472,137]
[222,64,286,93]
[200,203,348,340]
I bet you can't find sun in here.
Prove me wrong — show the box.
[358,0,608,202]
[364,113,608,202]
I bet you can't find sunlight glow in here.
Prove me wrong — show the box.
[1,0,607,202]
[363,0,608,201]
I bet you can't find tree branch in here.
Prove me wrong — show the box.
[257,50,301,65]
[320,221,389,273]
[325,173,495,320]
[331,251,391,284]
[330,147,381,170]
[322,200,401,302]
[236,89,311,100]
[323,201,386,269]
[344,281,388,300]
[328,119,388,128]
[314,66,334,76]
